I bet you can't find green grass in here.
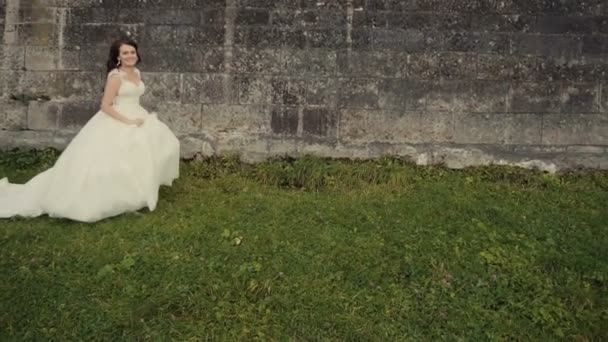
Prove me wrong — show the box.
[1,149,607,341]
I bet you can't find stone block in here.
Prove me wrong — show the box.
[378,79,426,111]
[352,11,388,28]
[278,29,307,49]
[231,48,281,74]
[201,47,225,73]
[386,12,435,31]
[0,71,21,99]
[140,72,181,103]
[180,133,217,158]
[202,104,270,134]
[539,1,602,15]
[566,146,605,154]
[535,56,600,82]
[16,23,58,46]
[602,82,608,113]
[63,24,140,47]
[306,29,346,49]
[469,82,509,113]
[67,7,117,24]
[596,16,608,34]
[485,1,540,14]
[351,29,373,50]
[267,137,297,156]
[435,13,475,31]
[427,81,509,113]
[471,14,535,33]
[15,71,62,98]
[477,54,537,81]
[0,130,69,152]
[511,82,561,113]
[78,45,107,71]
[27,101,59,131]
[454,113,542,145]
[511,34,582,58]
[337,50,406,78]
[152,102,202,134]
[363,0,406,11]
[542,114,608,145]
[271,78,306,105]
[17,7,56,24]
[339,109,452,144]
[444,32,510,54]
[303,9,347,28]
[582,35,608,55]
[58,72,102,100]
[372,29,423,51]
[303,107,338,138]
[182,73,233,104]
[416,112,455,143]
[50,0,121,7]
[271,106,298,135]
[58,101,98,131]
[338,78,379,109]
[408,53,477,80]
[0,45,24,70]
[235,9,269,25]
[202,9,225,26]
[282,49,336,77]
[25,46,80,71]
[0,100,28,130]
[561,83,599,113]
[377,79,407,110]
[140,46,207,72]
[336,108,367,142]
[234,26,281,48]
[119,0,210,8]
[269,10,299,27]
[137,9,201,25]
[11,74,87,109]
[533,15,596,34]
[432,1,483,12]
[370,28,445,53]
[306,78,338,107]
[215,134,269,163]
[137,25,176,46]
[426,81,468,113]
[301,0,345,10]
[238,76,272,104]
[174,26,225,46]
[273,1,302,10]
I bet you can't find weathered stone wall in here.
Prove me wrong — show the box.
[1,0,607,170]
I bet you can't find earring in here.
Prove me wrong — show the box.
[117,58,121,66]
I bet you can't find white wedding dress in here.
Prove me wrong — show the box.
[0,68,180,222]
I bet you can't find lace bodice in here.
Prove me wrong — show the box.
[108,68,145,107]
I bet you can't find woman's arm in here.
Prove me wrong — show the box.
[100,74,137,125]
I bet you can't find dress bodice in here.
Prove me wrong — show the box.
[109,68,145,107]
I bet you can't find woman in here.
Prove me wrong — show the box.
[0,39,180,222]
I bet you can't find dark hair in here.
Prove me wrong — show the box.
[105,38,141,73]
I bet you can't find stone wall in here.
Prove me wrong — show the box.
[1,0,607,171]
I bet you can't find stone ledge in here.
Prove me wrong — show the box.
[2,130,605,172]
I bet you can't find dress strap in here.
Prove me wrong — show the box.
[107,68,123,79]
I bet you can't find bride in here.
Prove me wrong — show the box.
[0,39,180,222]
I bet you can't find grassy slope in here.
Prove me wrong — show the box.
[1,149,606,340]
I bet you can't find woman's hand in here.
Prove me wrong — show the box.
[130,118,145,126]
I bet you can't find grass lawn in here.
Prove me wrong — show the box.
[1,149,607,341]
